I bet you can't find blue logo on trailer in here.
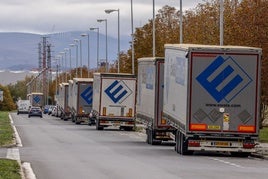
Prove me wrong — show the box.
[81,86,93,104]
[105,80,132,103]
[34,96,40,104]
[196,56,252,103]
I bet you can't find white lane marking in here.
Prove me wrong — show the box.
[9,114,23,147]
[210,158,244,168]
[6,148,20,161]
[22,162,37,179]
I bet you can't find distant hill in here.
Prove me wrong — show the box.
[0,70,37,85]
[0,31,131,71]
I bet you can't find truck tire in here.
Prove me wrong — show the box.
[96,120,104,130]
[146,128,153,145]
[180,133,193,155]
[180,132,186,155]
[175,130,181,153]
[75,117,81,125]
[71,115,75,122]
[123,127,133,131]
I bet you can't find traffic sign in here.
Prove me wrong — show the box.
[0,90,3,102]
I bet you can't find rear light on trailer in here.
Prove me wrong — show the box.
[126,121,134,125]
[190,124,207,131]
[100,120,108,124]
[188,140,200,147]
[79,107,83,114]
[238,125,255,133]
[103,107,106,116]
[243,142,255,149]
[128,108,133,117]
[161,119,166,124]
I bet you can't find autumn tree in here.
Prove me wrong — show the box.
[0,85,16,111]
[7,76,34,102]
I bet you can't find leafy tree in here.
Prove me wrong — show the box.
[7,76,34,102]
[0,85,16,111]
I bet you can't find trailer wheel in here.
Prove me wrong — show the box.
[146,128,153,145]
[96,119,103,130]
[123,127,133,131]
[75,117,81,125]
[180,133,193,155]
[175,130,181,153]
[180,132,186,155]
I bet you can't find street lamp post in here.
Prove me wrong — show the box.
[90,27,100,72]
[81,33,90,78]
[74,39,82,77]
[179,0,183,43]
[57,54,63,83]
[64,48,72,80]
[97,19,108,72]
[69,43,78,78]
[152,0,155,57]
[105,9,120,73]
[220,0,224,46]
[131,0,135,74]
[60,51,67,82]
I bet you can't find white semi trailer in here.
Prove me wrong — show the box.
[58,83,70,120]
[137,57,174,145]
[92,73,136,130]
[163,44,262,156]
[71,78,94,124]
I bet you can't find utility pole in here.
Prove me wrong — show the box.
[42,37,47,105]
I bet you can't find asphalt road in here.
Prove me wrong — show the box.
[11,113,268,179]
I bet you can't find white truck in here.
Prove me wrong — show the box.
[92,73,136,130]
[137,57,174,145]
[58,83,71,120]
[27,92,44,108]
[163,44,262,156]
[68,79,74,119]
[17,99,31,114]
[71,78,94,124]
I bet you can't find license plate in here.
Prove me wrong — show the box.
[215,142,229,147]
[113,121,120,126]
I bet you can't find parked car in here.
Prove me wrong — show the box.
[48,105,55,115]
[28,107,43,118]
[43,105,50,114]
[51,105,61,117]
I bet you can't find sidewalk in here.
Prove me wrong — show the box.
[0,148,7,158]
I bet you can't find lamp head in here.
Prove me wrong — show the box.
[81,33,88,37]
[105,9,118,14]
[90,27,98,30]
[97,19,106,23]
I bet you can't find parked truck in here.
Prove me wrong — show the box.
[137,57,174,145]
[163,44,262,156]
[58,83,71,120]
[17,99,31,114]
[92,73,136,130]
[68,79,74,119]
[71,78,94,124]
[27,92,44,108]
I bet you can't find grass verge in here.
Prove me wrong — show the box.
[0,158,21,179]
[0,111,14,147]
[259,127,268,143]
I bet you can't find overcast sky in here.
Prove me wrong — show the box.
[0,0,201,37]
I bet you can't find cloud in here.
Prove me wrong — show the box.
[0,0,200,36]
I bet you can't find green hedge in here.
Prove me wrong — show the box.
[0,112,14,146]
